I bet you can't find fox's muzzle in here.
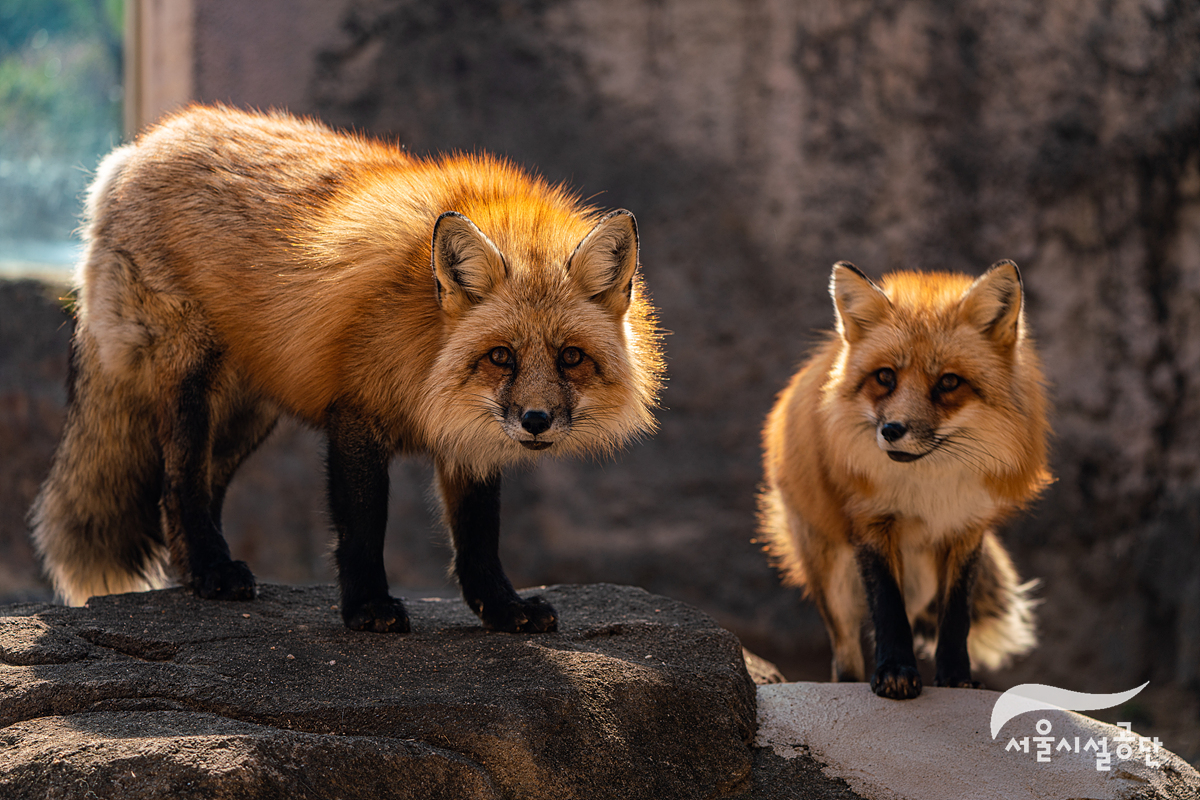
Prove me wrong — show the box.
[877,419,935,462]
[507,406,566,450]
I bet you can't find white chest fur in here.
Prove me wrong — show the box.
[847,439,1001,545]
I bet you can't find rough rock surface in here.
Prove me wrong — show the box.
[755,682,1200,800]
[0,583,757,800]
[5,581,1194,799]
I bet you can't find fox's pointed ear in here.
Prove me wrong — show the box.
[431,212,508,315]
[831,261,890,343]
[962,260,1023,348]
[568,209,639,317]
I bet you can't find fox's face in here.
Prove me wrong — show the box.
[422,209,661,473]
[827,261,1038,477]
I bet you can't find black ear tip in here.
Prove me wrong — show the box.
[603,208,638,238]
[832,261,867,281]
[988,259,1023,287]
[433,210,466,229]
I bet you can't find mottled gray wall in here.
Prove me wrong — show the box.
[5,1,1200,743]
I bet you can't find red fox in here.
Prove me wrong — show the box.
[29,105,663,633]
[760,261,1051,699]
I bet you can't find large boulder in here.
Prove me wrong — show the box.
[0,583,757,800]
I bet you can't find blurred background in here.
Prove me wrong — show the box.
[1,0,1198,762]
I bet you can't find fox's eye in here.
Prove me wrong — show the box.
[875,368,896,389]
[489,347,513,367]
[937,373,961,392]
[559,346,584,368]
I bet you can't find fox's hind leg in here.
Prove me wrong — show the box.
[209,400,279,527]
[159,352,256,600]
[325,404,409,633]
[436,462,557,633]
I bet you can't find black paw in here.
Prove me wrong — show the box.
[344,596,411,633]
[935,674,984,689]
[475,594,558,633]
[871,661,922,699]
[194,559,256,601]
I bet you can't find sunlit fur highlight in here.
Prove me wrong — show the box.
[760,262,1050,679]
[30,104,664,606]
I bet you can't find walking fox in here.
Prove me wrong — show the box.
[760,261,1050,699]
[30,105,663,633]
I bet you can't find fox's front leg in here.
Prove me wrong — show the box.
[326,406,409,632]
[857,544,921,699]
[933,542,983,689]
[160,355,256,601]
[436,463,557,633]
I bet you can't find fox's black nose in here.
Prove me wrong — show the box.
[881,421,907,443]
[521,410,552,435]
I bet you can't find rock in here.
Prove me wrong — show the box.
[0,583,757,800]
[754,682,1200,800]
[4,582,1194,799]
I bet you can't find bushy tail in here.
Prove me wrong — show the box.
[29,329,171,605]
[755,483,808,589]
[29,143,176,605]
[967,530,1039,671]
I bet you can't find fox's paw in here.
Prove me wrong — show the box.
[476,594,558,634]
[344,597,411,633]
[871,661,922,700]
[194,559,256,601]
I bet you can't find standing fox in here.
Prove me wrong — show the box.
[29,105,663,633]
[760,261,1050,699]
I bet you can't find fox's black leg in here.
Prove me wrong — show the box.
[161,353,256,601]
[857,545,921,699]
[934,546,982,688]
[326,405,407,632]
[437,463,557,633]
[210,403,279,524]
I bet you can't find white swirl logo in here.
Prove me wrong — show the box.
[990,681,1149,739]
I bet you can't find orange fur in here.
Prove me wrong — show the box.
[31,105,664,614]
[760,261,1050,687]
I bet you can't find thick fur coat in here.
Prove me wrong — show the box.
[30,105,664,632]
[760,262,1050,698]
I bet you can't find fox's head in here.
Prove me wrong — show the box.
[826,260,1049,488]
[423,207,663,474]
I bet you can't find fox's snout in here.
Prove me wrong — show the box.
[505,404,569,450]
[876,416,936,462]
